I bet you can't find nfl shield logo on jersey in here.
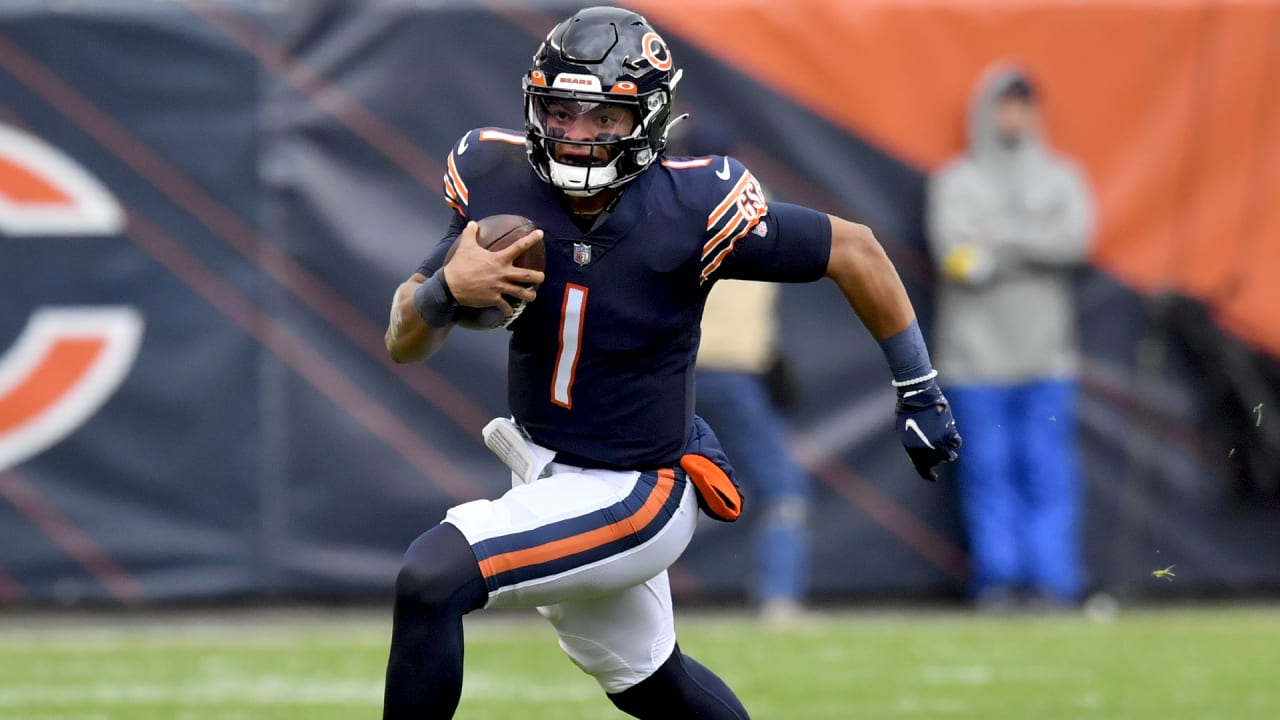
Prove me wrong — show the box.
[573,242,592,266]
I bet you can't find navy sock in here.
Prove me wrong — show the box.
[382,523,487,720]
[608,644,750,719]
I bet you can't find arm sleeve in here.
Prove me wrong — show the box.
[414,212,467,277]
[716,202,832,283]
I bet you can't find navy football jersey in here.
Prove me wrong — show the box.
[419,128,831,469]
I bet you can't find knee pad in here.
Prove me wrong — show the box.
[395,523,485,613]
[394,561,452,609]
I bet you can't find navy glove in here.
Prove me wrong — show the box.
[895,378,962,481]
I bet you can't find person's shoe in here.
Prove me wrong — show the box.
[1023,590,1081,615]
[758,598,808,628]
[973,586,1021,615]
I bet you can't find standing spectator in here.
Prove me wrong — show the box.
[926,64,1094,609]
[673,113,813,623]
[697,279,812,623]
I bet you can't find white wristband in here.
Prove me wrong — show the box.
[891,369,938,388]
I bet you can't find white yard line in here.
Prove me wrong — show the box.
[0,678,383,706]
[0,670,594,707]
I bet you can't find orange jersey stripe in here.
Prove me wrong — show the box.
[702,207,749,259]
[446,151,469,204]
[700,216,762,283]
[477,469,677,580]
[706,170,752,230]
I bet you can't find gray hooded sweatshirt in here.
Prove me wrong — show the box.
[926,65,1095,385]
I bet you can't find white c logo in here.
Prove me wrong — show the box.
[0,122,142,470]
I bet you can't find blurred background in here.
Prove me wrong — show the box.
[1,0,1278,614]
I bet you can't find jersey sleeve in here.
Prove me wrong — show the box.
[715,202,831,283]
[693,156,831,283]
[414,212,467,277]
[424,127,528,275]
[698,156,770,284]
[442,131,474,220]
[442,127,528,221]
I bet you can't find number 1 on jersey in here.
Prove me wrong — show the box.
[551,284,589,408]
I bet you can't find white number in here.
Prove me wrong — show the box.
[551,284,588,408]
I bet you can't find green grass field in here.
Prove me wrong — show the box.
[1,604,1276,719]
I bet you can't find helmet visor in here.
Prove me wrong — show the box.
[528,95,640,164]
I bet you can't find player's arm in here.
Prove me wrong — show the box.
[386,273,449,363]
[713,200,961,480]
[709,201,917,348]
[385,220,544,363]
[824,216,962,480]
[387,127,545,363]
[824,217,915,341]
[700,159,959,478]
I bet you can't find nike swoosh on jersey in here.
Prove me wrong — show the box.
[457,134,469,155]
[904,418,936,449]
[715,157,730,180]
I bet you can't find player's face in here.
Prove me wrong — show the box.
[542,100,637,165]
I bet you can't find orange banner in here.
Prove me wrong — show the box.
[633,0,1280,357]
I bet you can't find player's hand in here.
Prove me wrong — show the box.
[443,222,545,315]
[895,378,962,481]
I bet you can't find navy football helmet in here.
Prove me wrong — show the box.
[523,6,685,196]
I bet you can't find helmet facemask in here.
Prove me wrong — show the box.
[525,94,648,196]
[524,80,683,196]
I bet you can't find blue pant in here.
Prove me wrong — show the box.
[695,370,811,605]
[947,380,1083,603]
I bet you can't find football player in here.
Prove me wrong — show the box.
[382,6,961,719]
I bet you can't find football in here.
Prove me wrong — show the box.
[447,214,545,330]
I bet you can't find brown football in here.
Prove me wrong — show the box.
[447,214,545,330]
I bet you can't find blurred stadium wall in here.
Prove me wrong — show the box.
[0,0,1276,607]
